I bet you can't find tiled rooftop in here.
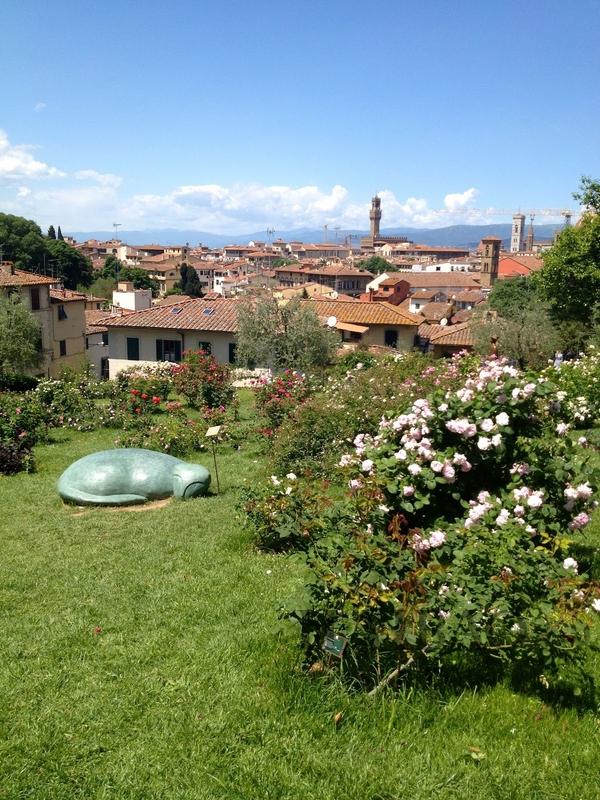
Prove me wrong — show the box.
[100,297,239,332]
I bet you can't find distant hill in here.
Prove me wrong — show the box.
[68,223,562,250]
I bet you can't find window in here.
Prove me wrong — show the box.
[102,333,109,346]
[156,339,182,362]
[30,287,40,311]
[228,342,237,364]
[57,304,68,321]
[59,340,67,357]
[198,341,212,354]
[85,337,89,350]
[126,337,140,360]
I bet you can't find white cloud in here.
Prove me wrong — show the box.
[34,102,47,113]
[74,169,122,189]
[444,187,478,212]
[0,129,65,182]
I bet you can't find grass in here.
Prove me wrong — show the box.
[1,398,600,799]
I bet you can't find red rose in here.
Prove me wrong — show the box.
[141,393,148,400]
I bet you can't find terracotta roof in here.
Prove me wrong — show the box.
[421,302,454,322]
[305,298,421,327]
[401,272,481,289]
[453,290,485,303]
[429,321,474,348]
[0,266,54,287]
[498,255,543,277]
[50,288,86,303]
[85,310,109,334]
[275,264,373,277]
[100,297,239,332]
[154,294,193,306]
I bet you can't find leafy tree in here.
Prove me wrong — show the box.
[0,213,47,271]
[236,296,340,371]
[473,301,561,369]
[47,225,56,240]
[181,263,203,297]
[46,239,93,289]
[57,226,64,241]
[487,276,539,319]
[0,294,43,376]
[86,276,117,300]
[535,212,600,324]
[100,254,124,279]
[119,267,159,294]
[573,175,600,212]
[272,258,297,268]
[356,255,393,274]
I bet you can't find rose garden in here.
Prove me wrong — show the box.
[1,346,600,798]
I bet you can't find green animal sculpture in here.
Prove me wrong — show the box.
[58,448,211,506]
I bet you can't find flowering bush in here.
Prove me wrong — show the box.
[254,370,310,431]
[543,348,600,427]
[0,392,44,474]
[271,352,478,476]
[243,474,334,551]
[33,379,98,431]
[117,414,207,456]
[115,363,174,401]
[280,358,600,694]
[172,350,234,409]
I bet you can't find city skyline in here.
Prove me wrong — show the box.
[2,0,599,233]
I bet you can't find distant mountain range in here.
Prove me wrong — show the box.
[68,223,563,250]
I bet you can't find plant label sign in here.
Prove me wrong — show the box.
[205,425,222,438]
[322,631,347,659]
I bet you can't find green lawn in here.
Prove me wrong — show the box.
[1,403,599,799]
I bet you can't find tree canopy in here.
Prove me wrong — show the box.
[0,294,43,376]
[46,239,93,289]
[178,263,203,297]
[487,275,539,319]
[47,225,56,240]
[356,255,393,275]
[236,296,340,371]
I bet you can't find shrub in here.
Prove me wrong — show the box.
[271,352,478,476]
[243,474,334,551]
[115,363,174,401]
[0,392,46,474]
[254,370,310,431]
[172,350,234,409]
[33,378,98,431]
[279,358,600,694]
[117,414,207,456]
[544,348,600,427]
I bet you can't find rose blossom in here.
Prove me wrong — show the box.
[576,483,593,500]
[569,512,590,530]
[348,478,363,490]
[591,599,600,613]
[563,557,578,573]
[480,418,495,432]
[495,412,510,426]
[430,460,443,473]
[394,449,408,460]
[408,463,422,476]
[477,436,492,451]
[338,454,353,467]
[403,485,415,497]
[556,422,569,435]
[442,463,456,481]
[361,459,374,473]
[428,530,446,548]
[527,491,544,509]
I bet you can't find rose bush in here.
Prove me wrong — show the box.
[172,349,234,409]
[254,370,310,432]
[274,358,600,695]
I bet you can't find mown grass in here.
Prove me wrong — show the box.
[0,398,599,799]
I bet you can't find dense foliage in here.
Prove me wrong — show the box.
[0,295,43,376]
[172,349,234,409]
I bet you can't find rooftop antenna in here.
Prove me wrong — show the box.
[266,227,275,243]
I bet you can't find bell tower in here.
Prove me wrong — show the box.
[369,195,382,239]
[510,213,525,253]
[480,235,501,289]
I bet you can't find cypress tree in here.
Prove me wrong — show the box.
[47,225,56,239]
[57,226,64,241]
[184,266,203,298]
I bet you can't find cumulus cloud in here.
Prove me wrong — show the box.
[444,187,478,212]
[0,129,65,182]
[34,102,47,113]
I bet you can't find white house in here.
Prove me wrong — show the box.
[100,297,239,378]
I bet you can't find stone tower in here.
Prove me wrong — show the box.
[480,235,501,289]
[369,195,382,239]
[510,213,525,253]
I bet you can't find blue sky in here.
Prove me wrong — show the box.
[1,0,599,233]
